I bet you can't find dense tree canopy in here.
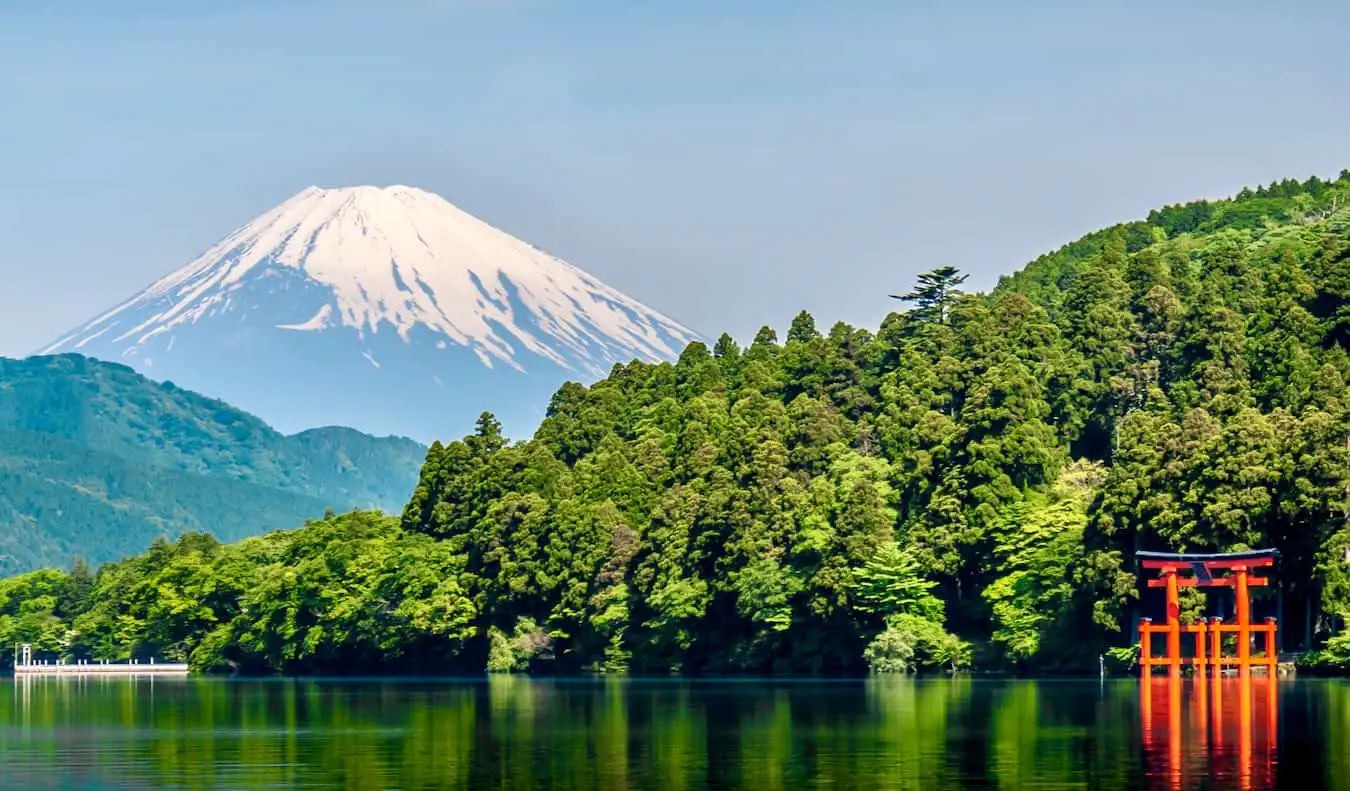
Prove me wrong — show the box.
[6,171,1350,675]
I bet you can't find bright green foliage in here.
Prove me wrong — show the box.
[863,614,971,673]
[8,171,1350,674]
[2,512,477,673]
[1301,621,1350,673]
[852,543,944,622]
[0,569,72,660]
[982,461,1102,669]
[486,616,555,672]
[853,542,966,673]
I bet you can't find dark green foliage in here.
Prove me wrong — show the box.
[890,265,968,326]
[10,170,1350,675]
[0,355,426,574]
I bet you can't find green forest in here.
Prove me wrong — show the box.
[5,171,1350,675]
[0,354,426,573]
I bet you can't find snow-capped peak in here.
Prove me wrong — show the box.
[44,185,700,376]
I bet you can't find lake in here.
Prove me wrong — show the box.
[0,675,1346,789]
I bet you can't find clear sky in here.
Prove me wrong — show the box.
[2,0,1347,356]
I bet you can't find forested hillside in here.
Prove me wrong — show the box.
[6,171,1350,675]
[0,355,426,573]
[0,429,333,574]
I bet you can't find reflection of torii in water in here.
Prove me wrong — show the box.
[1136,549,1279,677]
[1140,673,1278,791]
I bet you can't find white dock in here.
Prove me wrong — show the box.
[14,661,189,675]
[12,644,188,676]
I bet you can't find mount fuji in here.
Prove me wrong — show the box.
[42,185,702,442]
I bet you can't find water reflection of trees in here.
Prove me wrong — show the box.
[0,677,1346,789]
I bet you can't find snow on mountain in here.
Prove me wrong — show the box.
[42,185,702,442]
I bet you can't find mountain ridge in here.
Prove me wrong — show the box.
[0,353,427,574]
[0,427,336,575]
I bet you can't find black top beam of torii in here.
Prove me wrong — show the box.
[1135,549,1280,563]
[1136,549,1279,584]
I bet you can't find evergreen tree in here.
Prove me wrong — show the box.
[712,332,741,360]
[891,266,969,325]
[787,310,821,344]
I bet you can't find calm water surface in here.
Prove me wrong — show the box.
[1,675,1347,789]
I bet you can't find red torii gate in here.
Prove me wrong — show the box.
[1137,549,1279,677]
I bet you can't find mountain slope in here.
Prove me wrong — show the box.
[995,170,1350,311]
[0,354,427,574]
[42,185,701,442]
[0,430,334,576]
[0,354,425,507]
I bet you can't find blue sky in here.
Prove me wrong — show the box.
[2,0,1348,356]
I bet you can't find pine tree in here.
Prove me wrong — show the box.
[712,332,740,359]
[469,412,506,454]
[787,310,820,344]
[752,326,779,347]
[891,266,969,325]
